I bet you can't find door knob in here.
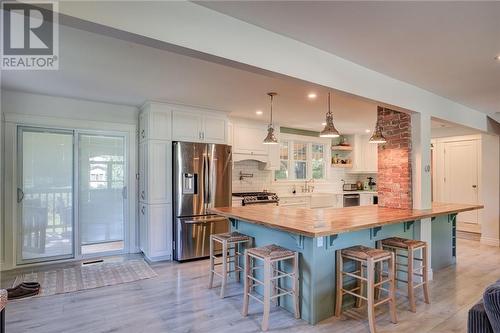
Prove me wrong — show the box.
[472,185,477,188]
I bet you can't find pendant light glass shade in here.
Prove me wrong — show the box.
[369,110,387,144]
[263,92,278,144]
[319,92,340,138]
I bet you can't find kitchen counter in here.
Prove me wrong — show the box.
[210,202,482,324]
[211,202,482,237]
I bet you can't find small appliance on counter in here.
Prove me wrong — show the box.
[343,183,358,191]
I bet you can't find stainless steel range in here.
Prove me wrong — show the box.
[232,192,279,206]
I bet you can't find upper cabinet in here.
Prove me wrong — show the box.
[232,121,269,156]
[139,102,172,142]
[349,134,378,173]
[172,109,228,144]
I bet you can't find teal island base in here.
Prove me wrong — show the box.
[230,214,457,325]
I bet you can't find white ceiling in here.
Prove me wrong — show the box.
[1,24,379,134]
[199,1,500,116]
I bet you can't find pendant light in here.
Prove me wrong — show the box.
[263,92,278,144]
[369,107,387,144]
[319,92,340,138]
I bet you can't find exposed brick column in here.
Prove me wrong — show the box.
[377,107,413,209]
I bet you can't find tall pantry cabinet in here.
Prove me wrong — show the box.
[139,102,173,261]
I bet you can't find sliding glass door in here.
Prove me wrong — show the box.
[18,127,75,264]
[78,134,126,255]
[17,128,128,264]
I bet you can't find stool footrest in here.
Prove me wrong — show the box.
[342,288,368,301]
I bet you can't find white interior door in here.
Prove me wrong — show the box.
[78,134,126,255]
[18,127,74,264]
[443,140,479,224]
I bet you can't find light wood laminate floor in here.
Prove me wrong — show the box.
[1,239,499,333]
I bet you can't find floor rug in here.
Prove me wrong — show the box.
[12,259,157,297]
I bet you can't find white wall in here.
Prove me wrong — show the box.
[0,90,139,270]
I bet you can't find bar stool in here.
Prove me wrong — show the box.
[377,237,430,312]
[242,244,300,331]
[208,231,252,298]
[335,245,397,333]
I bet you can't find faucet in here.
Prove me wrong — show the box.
[302,178,315,193]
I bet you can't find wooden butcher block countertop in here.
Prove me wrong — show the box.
[210,202,483,237]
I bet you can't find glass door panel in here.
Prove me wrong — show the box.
[79,134,125,254]
[18,128,74,263]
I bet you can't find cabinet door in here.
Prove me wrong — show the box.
[172,111,203,142]
[233,123,268,155]
[360,193,372,206]
[147,203,172,259]
[148,109,172,141]
[203,116,227,143]
[147,141,172,204]
[351,135,365,172]
[364,135,378,172]
[139,142,147,202]
[139,203,148,253]
[139,112,147,143]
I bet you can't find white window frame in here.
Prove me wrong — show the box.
[274,133,330,182]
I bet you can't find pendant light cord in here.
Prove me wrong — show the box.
[270,94,273,124]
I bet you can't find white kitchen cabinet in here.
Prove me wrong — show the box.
[172,110,228,144]
[139,141,172,204]
[350,134,378,173]
[360,193,374,206]
[172,111,203,142]
[233,122,269,156]
[139,102,172,143]
[139,203,172,261]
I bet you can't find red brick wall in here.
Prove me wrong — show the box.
[377,107,413,209]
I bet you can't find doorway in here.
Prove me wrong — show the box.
[17,127,128,264]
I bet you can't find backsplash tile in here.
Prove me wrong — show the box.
[232,160,377,194]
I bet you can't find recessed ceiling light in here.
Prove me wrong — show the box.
[365,129,371,133]
[256,110,263,115]
[308,92,317,99]
[322,122,327,126]
[496,55,500,61]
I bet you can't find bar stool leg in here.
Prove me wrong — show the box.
[355,261,364,308]
[335,250,343,317]
[293,252,300,319]
[262,259,272,331]
[208,236,215,289]
[388,253,398,324]
[407,247,416,312]
[422,246,430,304]
[242,251,250,317]
[367,258,377,333]
[236,243,241,283]
[220,240,228,298]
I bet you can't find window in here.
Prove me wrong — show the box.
[275,141,289,180]
[311,144,325,180]
[293,142,307,179]
[274,136,328,181]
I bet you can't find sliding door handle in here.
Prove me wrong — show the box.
[17,188,24,203]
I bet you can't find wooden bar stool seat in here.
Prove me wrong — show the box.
[208,232,252,298]
[380,237,426,250]
[378,237,430,312]
[242,244,300,331]
[336,245,397,333]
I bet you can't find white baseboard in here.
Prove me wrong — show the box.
[480,236,500,247]
[143,253,172,263]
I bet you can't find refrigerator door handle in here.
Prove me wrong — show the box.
[203,153,209,208]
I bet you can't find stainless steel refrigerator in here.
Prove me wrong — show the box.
[173,142,232,261]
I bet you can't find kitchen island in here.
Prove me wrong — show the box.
[210,202,483,324]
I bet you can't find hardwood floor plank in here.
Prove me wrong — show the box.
[1,239,499,333]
